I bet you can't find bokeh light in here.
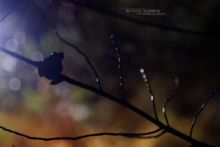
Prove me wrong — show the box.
[0,56,17,72]
[5,38,18,51]
[8,77,21,91]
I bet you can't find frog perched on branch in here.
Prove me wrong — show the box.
[37,52,64,85]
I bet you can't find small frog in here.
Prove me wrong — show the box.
[37,52,64,85]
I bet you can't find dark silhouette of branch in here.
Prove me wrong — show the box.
[0,1,217,146]
[189,88,219,137]
[139,68,158,120]
[54,27,103,90]
[29,0,103,89]
[0,125,162,141]
[162,77,179,126]
[0,46,214,146]
[60,0,220,37]
[0,47,37,66]
[110,34,126,100]
[60,70,212,146]
[0,3,16,23]
[138,130,167,139]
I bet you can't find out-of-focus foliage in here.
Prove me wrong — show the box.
[0,0,219,146]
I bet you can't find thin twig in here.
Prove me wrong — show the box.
[53,75,213,146]
[139,68,158,120]
[162,77,179,126]
[0,125,162,141]
[0,2,17,23]
[60,0,220,37]
[138,130,167,139]
[30,0,103,90]
[0,47,37,66]
[54,27,103,90]
[110,34,126,100]
[0,46,213,146]
[0,1,216,146]
[189,88,219,137]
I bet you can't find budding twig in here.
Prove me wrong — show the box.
[54,27,103,90]
[189,88,219,137]
[139,68,158,120]
[0,46,213,146]
[162,77,179,126]
[110,34,126,100]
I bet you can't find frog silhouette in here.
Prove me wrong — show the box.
[37,52,64,85]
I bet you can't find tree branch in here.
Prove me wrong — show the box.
[0,1,217,146]
[53,27,103,90]
[139,68,158,120]
[0,2,17,23]
[138,130,166,139]
[189,88,219,137]
[30,0,103,89]
[60,0,220,37]
[0,46,213,146]
[162,77,179,126]
[42,74,214,146]
[110,34,126,100]
[0,125,162,141]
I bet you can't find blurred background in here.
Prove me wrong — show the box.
[0,0,219,146]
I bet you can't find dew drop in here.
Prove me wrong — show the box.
[140,68,145,74]
[142,73,147,79]
[96,78,99,83]
[150,95,154,101]
[162,107,165,113]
